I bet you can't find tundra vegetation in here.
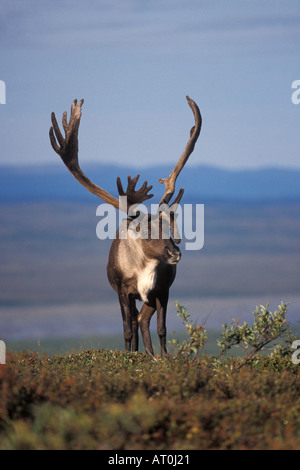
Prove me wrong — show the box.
[1,302,300,450]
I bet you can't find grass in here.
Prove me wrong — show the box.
[2,302,299,451]
[1,343,300,450]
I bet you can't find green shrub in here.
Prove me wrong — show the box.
[216,302,291,368]
[168,302,208,360]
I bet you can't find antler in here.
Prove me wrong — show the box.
[49,99,152,212]
[117,174,153,211]
[158,96,202,206]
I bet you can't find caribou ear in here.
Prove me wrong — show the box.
[171,211,182,244]
[158,207,182,244]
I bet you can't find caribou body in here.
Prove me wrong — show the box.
[49,96,201,357]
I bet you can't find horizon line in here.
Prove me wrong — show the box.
[1,161,300,173]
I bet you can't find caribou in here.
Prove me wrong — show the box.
[49,96,202,357]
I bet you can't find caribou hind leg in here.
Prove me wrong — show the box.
[156,293,169,358]
[131,298,139,352]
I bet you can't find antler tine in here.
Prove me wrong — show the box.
[159,96,202,206]
[117,174,153,214]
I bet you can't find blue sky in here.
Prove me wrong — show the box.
[0,0,300,169]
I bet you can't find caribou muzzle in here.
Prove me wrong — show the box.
[165,245,181,264]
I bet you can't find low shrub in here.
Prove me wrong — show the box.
[0,302,299,450]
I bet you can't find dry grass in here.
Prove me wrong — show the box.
[0,349,300,450]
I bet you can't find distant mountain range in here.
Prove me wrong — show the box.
[0,163,299,203]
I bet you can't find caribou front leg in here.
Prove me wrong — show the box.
[118,291,134,351]
[138,301,156,357]
[118,291,140,352]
